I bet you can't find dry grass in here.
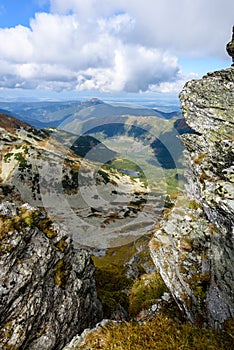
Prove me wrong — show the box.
[78,314,234,350]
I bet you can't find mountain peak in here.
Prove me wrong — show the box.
[80,98,104,107]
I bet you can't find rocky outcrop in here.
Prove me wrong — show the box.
[0,202,103,350]
[150,65,234,327]
[227,26,234,65]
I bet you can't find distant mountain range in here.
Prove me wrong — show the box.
[0,98,182,129]
[0,98,193,247]
[0,98,193,171]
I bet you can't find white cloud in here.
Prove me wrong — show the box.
[76,46,179,93]
[49,0,234,57]
[0,25,33,62]
[151,72,199,94]
[0,0,233,93]
[0,10,180,92]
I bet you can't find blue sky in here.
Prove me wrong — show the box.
[0,0,233,103]
[0,0,48,27]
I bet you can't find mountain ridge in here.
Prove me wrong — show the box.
[0,99,181,129]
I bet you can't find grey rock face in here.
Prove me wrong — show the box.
[0,202,103,350]
[226,25,234,64]
[150,67,234,327]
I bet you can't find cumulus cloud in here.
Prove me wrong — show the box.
[0,0,233,93]
[76,46,179,92]
[0,11,180,92]
[49,0,234,57]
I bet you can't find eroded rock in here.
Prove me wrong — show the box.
[0,202,103,349]
[226,25,234,65]
[150,64,234,327]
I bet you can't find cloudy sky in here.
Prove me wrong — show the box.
[0,0,233,101]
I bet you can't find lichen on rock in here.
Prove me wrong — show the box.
[0,202,103,350]
[150,61,234,327]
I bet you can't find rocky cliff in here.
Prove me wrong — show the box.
[150,61,234,325]
[0,202,103,349]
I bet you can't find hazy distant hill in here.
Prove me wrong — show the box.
[0,97,190,171]
[68,99,180,120]
[60,110,193,169]
[0,99,181,129]
[153,109,182,119]
[0,107,56,129]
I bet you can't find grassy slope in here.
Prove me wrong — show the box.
[78,315,234,350]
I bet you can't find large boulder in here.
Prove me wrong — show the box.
[0,202,103,349]
[226,25,234,65]
[150,66,234,327]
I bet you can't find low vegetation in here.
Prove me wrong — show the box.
[78,314,234,350]
[95,266,130,318]
[129,272,168,316]
[92,235,154,318]
[0,206,57,253]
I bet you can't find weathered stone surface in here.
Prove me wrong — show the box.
[150,195,212,324]
[226,25,234,64]
[62,320,114,350]
[150,66,234,328]
[0,202,103,350]
[179,68,234,138]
